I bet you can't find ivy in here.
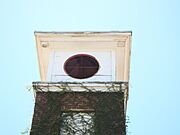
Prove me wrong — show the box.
[30,82,128,135]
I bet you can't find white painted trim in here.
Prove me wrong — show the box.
[111,50,115,81]
[46,50,55,81]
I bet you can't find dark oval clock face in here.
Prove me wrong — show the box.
[64,54,99,79]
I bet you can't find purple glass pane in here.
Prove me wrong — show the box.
[64,54,99,79]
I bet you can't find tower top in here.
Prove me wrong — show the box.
[35,31,132,82]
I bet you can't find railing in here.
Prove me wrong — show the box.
[32,81,128,92]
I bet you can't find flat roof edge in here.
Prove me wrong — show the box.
[34,31,132,36]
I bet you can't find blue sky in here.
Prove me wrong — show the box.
[0,0,180,134]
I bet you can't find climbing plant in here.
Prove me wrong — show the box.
[30,82,128,135]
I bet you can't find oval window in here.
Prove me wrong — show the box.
[64,54,99,79]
